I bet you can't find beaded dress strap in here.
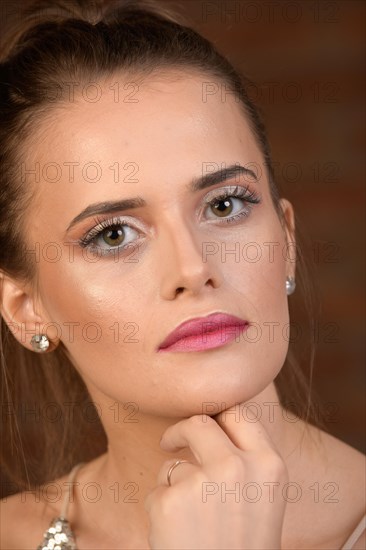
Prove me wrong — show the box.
[36,462,85,550]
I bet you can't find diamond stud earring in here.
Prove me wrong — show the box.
[286,276,296,295]
[30,334,50,353]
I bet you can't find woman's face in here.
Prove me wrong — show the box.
[24,71,295,417]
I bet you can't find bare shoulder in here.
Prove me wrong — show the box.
[0,473,70,550]
[282,422,365,549]
[0,491,43,549]
[312,426,366,547]
[316,427,366,491]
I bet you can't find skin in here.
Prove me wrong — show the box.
[0,71,365,549]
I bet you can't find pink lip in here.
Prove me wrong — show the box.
[157,312,249,353]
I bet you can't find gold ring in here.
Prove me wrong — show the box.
[166,459,191,486]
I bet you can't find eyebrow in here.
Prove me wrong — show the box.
[65,164,258,233]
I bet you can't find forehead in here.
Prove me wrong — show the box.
[32,70,261,170]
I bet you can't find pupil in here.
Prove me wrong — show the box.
[107,229,121,239]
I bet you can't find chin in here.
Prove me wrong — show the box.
[157,382,263,419]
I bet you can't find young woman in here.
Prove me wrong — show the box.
[0,0,364,548]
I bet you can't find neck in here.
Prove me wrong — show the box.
[72,383,323,546]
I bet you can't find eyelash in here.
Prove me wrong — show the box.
[78,185,261,253]
[206,185,260,224]
[78,217,131,251]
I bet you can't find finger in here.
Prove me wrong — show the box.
[213,401,280,453]
[159,414,237,465]
[144,460,199,513]
[156,459,198,487]
[144,485,164,514]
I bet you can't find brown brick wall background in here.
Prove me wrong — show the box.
[0,0,364,468]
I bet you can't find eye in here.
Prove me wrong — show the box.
[204,185,261,224]
[78,216,141,255]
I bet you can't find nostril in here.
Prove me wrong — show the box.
[176,287,184,295]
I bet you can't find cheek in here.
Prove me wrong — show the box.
[30,242,153,410]
[223,214,288,303]
[221,219,291,360]
[37,255,148,373]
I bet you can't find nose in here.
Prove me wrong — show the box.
[157,217,223,300]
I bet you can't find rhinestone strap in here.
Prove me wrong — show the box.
[36,462,85,550]
[36,516,77,550]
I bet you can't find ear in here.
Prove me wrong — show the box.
[278,198,296,279]
[0,273,58,353]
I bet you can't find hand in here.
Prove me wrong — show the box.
[144,402,289,549]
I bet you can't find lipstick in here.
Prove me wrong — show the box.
[157,312,249,353]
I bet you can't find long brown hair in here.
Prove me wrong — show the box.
[0,0,327,498]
